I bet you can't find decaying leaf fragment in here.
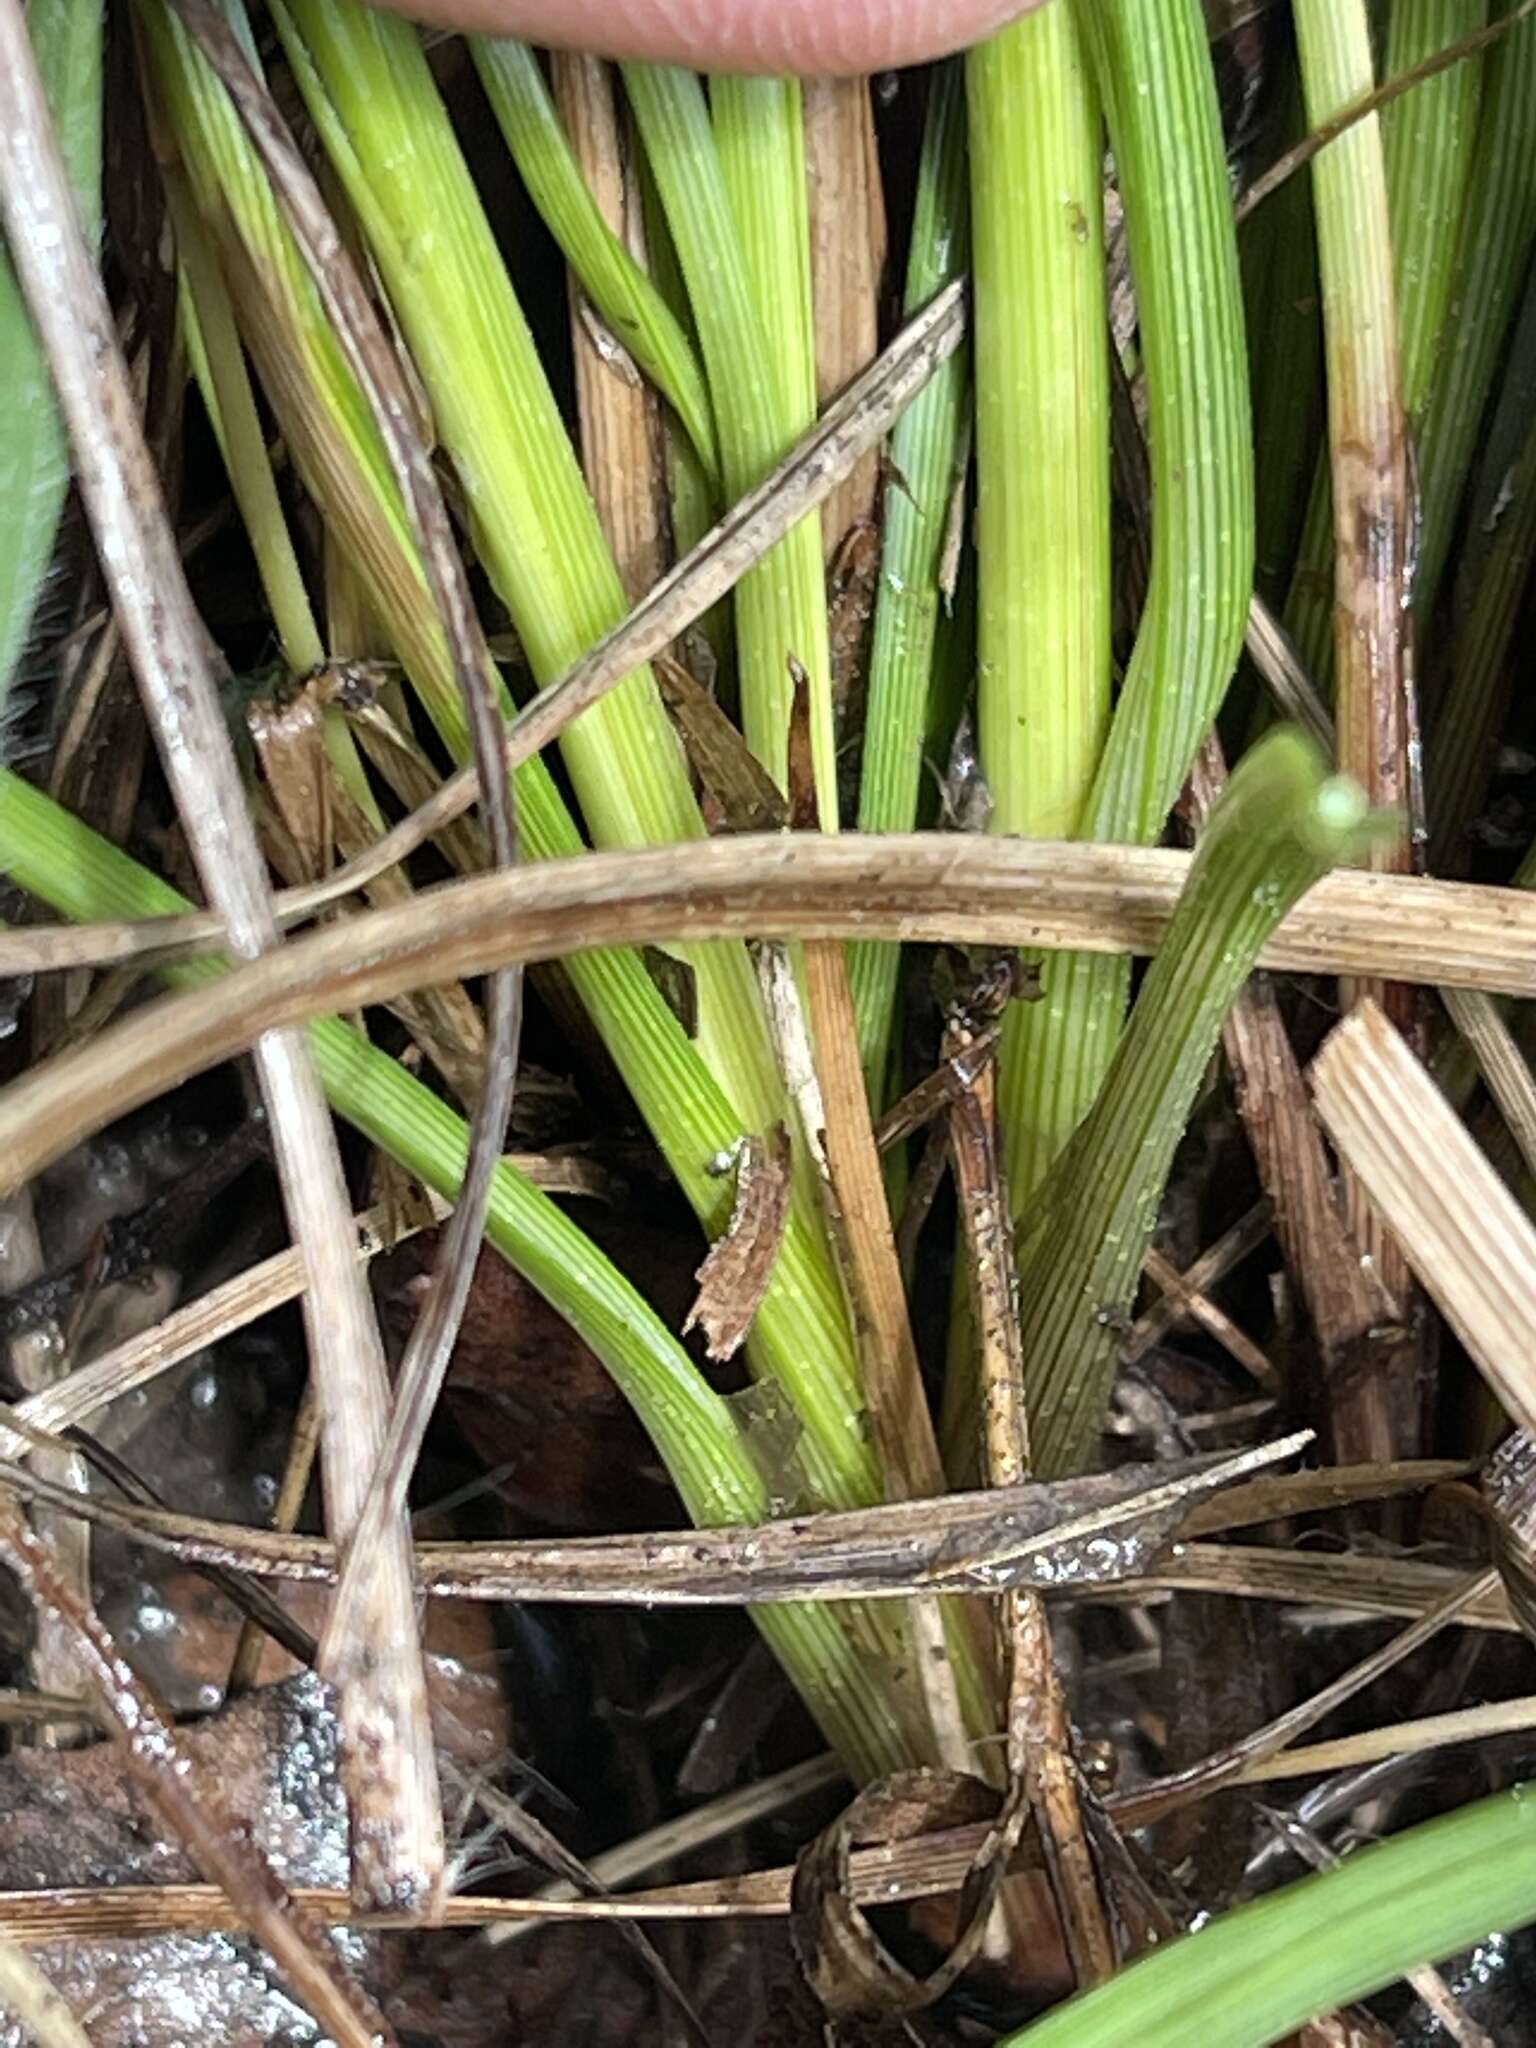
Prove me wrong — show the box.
[684,1126,793,1361]
[790,1770,1016,2018]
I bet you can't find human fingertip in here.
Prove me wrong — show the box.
[375,0,1040,75]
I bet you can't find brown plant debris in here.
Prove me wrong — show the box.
[685,1127,794,1362]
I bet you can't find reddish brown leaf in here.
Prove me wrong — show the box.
[684,1127,793,1362]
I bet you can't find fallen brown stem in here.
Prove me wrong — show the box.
[0,1436,1308,1602]
[14,838,1536,1188]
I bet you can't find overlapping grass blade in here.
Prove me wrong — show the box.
[623,62,837,818]
[968,3,1111,1207]
[846,61,969,1104]
[1018,729,1373,1477]
[469,37,719,483]
[0,0,100,713]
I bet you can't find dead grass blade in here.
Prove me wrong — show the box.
[15,826,1536,988]
[553,52,670,606]
[948,1029,1115,1985]
[1312,998,1536,1436]
[800,939,948,1501]
[0,1933,93,2047]
[21,838,1536,1189]
[1240,1693,1536,1784]
[804,76,884,555]
[1119,1543,1517,1633]
[0,1436,1309,1603]
[755,927,974,1764]
[1441,985,1536,1179]
[0,0,439,1906]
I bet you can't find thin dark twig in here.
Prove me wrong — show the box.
[1113,1568,1499,1827]
[1235,0,1536,225]
[0,0,439,1906]
[160,0,522,1743]
[464,1773,716,2048]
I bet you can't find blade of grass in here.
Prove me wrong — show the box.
[846,62,968,1105]
[1005,1787,1536,2047]
[469,37,719,483]
[1000,0,1253,1231]
[0,0,99,711]
[623,62,837,820]
[969,5,1111,1209]
[1017,728,1374,1476]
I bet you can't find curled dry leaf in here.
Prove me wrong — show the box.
[685,1126,793,1362]
[790,1769,1023,2019]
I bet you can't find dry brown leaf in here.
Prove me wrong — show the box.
[684,1126,793,1361]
